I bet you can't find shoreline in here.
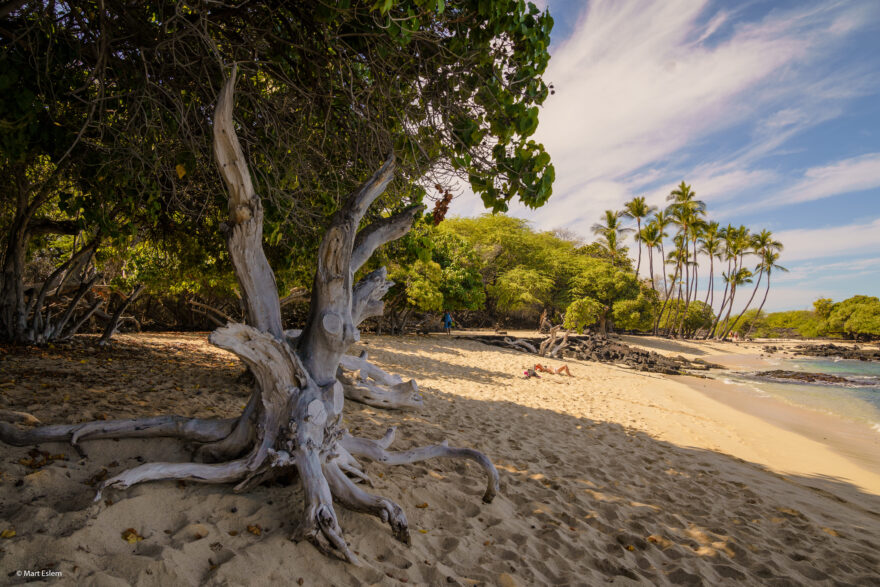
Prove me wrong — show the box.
[669,373,880,490]
[616,335,880,495]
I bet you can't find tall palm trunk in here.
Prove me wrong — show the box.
[677,254,693,338]
[719,282,738,339]
[654,257,680,335]
[690,238,699,306]
[703,255,714,306]
[709,256,734,339]
[745,272,772,339]
[723,270,763,339]
[635,219,643,277]
[669,254,685,336]
[659,242,668,297]
[647,246,655,291]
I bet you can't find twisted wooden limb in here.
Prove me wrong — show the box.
[214,65,284,340]
[44,269,101,341]
[549,329,570,358]
[290,378,359,565]
[338,372,423,410]
[99,283,145,345]
[339,350,400,385]
[58,298,102,340]
[195,389,258,462]
[341,428,499,504]
[0,415,237,447]
[350,204,425,274]
[538,325,560,357]
[325,461,410,544]
[502,337,537,353]
[96,459,251,501]
[338,350,423,409]
[352,267,394,326]
[208,324,303,473]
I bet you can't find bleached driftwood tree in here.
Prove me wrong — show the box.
[0,70,498,563]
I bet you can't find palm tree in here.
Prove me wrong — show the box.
[724,230,783,338]
[717,267,753,339]
[666,183,706,337]
[651,208,673,297]
[639,222,662,291]
[744,250,788,339]
[591,209,633,264]
[657,234,687,336]
[623,196,657,278]
[699,221,721,307]
[709,224,739,338]
[686,216,707,322]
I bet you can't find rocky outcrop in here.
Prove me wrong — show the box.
[790,343,880,362]
[466,334,723,375]
[755,370,867,385]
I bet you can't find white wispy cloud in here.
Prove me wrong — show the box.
[774,217,880,262]
[450,0,878,234]
[763,153,880,208]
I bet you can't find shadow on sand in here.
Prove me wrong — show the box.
[1,334,878,586]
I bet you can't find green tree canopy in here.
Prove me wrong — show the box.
[1,0,556,342]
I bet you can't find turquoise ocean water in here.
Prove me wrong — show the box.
[718,356,880,435]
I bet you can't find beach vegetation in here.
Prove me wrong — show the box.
[563,296,605,333]
[736,296,880,341]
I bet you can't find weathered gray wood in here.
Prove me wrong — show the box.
[0,70,502,565]
[99,283,145,345]
[351,204,425,273]
[209,323,301,473]
[352,267,394,326]
[97,459,251,500]
[338,368,423,410]
[341,427,499,504]
[214,66,284,340]
[0,415,236,447]
[549,329,570,358]
[297,154,396,385]
[58,298,102,340]
[46,271,101,341]
[538,325,560,357]
[324,461,410,544]
[339,350,401,385]
[502,337,538,353]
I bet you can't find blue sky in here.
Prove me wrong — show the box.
[448,0,880,312]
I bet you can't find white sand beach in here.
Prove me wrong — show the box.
[1,332,879,585]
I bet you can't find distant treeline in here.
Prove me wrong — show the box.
[730,297,880,341]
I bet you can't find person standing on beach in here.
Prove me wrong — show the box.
[442,310,454,335]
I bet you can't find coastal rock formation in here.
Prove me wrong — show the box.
[466,334,722,375]
[755,370,868,385]
[790,343,880,362]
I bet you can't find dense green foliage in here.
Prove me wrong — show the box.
[734,296,880,340]
[425,214,650,332]
[657,300,715,337]
[563,297,604,333]
[1,0,555,341]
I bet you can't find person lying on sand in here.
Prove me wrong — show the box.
[534,363,572,376]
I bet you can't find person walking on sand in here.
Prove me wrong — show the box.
[442,310,454,335]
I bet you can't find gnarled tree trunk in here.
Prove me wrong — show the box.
[0,68,498,564]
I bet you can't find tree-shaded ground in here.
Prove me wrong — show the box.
[1,334,879,584]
